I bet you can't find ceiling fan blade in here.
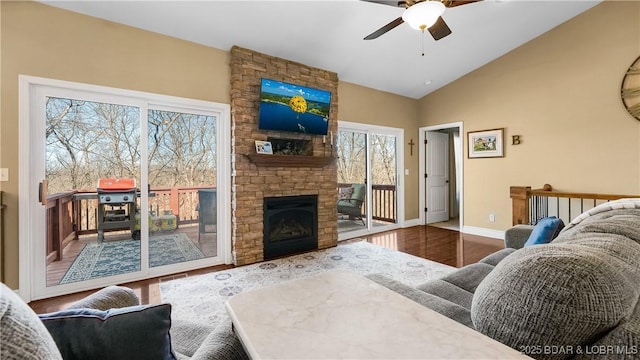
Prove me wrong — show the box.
[442,0,481,8]
[428,16,452,41]
[361,0,406,8]
[364,17,404,40]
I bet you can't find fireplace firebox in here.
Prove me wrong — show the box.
[263,195,318,260]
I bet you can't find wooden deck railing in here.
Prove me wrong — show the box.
[510,184,639,226]
[46,191,76,264]
[338,183,397,223]
[370,184,397,223]
[1,191,6,283]
[73,186,213,234]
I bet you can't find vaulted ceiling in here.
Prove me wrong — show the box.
[40,0,601,99]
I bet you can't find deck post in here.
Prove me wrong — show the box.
[170,187,180,219]
[510,186,531,225]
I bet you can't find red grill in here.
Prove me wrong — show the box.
[96,178,139,241]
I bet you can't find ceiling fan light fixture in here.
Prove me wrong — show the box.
[402,1,446,31]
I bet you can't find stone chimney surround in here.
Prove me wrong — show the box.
[230,46,339,265]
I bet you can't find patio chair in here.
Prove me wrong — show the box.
[197,189,217,242]
[337,183,366,225]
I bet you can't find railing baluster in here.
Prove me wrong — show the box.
[84,205,88,232]
[383,189,387,220]
[533,197,536,223]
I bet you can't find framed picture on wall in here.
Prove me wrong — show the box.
[255,140,273,154]
[468,128,504,158]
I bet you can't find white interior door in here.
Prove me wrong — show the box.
[426,131,449,223]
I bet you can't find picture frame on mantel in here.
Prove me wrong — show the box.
[468,128,504,158]
[255,140,273,155]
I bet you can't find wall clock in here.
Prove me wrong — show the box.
[621,55,640,121]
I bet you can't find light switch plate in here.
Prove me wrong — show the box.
[0,168,8,182]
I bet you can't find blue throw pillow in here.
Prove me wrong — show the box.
[39,303,176,360]
[524,217,565,247]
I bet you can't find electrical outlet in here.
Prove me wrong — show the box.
[0,168,8,182]
[489,213,495,222]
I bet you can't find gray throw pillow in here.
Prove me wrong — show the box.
[0,283,63,360]
[39,303,176,360]
[471,238,640,360]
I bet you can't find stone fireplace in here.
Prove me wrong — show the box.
[230,46,339,265]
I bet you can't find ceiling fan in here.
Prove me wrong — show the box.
[363,0,481,41]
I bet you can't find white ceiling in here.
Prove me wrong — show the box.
[40,0,601,99]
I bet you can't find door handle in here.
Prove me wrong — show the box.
[446,180,450,183]
[38,180,48,206]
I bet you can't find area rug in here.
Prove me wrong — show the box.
[59,233,205,284]
[160,240,455,328]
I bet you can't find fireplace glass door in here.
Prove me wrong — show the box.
[263,195,318,259]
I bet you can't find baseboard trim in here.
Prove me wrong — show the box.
[402,218,422,228]
[462,226,505,240]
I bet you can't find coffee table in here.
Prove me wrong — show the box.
[225,269,530,359]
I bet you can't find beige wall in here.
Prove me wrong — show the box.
[418,1,640,231]
[0,2,419,288]
[338,82,420,220]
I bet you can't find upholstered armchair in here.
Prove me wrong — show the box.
[337,183,366,225]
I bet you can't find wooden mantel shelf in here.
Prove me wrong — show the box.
[246,154,336,168]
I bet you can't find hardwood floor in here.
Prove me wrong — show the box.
[29,225,504,313]
[362,225,504,268]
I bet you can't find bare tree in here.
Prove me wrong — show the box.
[336,131,366,185]
[336,131,396,186]
[370,134,396,185]
[148,110,217,188]
[45,98,217,195]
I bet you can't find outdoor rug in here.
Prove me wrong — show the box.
[59,233,205,284]
[160,240,455,328]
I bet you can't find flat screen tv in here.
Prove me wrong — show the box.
[258,78,331,135]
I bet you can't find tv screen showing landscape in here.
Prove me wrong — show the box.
[258,78,331,135]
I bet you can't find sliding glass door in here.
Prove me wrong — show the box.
[147,109,219,267]
[336,122,403,240]
[21,76,230,300]
[337,130,367,233]
[44,97,142,287]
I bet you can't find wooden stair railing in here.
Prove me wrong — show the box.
[510,184,640,226]
[1,191,5,283]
